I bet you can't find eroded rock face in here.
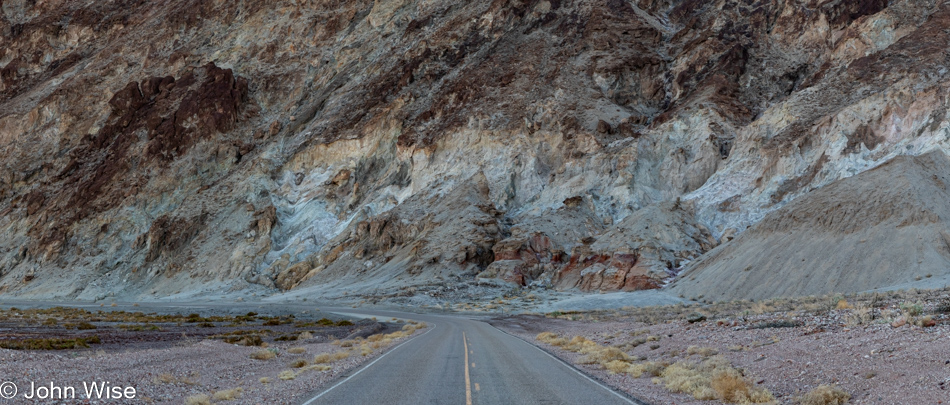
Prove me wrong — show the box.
[0,0,948,300]
[550,201,717,291]
[672,151,950,301]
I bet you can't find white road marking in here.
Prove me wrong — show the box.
[494,327,645,405]
[301,322,436,405]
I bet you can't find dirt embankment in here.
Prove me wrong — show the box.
[672,150,950,302]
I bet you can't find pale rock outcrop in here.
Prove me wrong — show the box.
[672,151,950,301]
[0,0,949,301]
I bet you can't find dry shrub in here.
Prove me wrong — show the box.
[836,300,852,310]
[915,315,935,327]
[259,377,272,384]
[846,305,874,326]
[628,361,668,378]
[359,344,372,356]
[659,356,773,403]
[290,359,308,368]
[288,347,307,354]
[278,370,296,380]
[153,372,197,385]
[212,387,243,401]
[302,364,332,372]
[711,372,753,403]
[184,394,211,405]
[154,373,176,384]
[605,360,631,374]
[582,346,630,365]
[661,362,717,400]
[339,340,355,348]
[618,337,648,351]
[686,346,719,357]
[536,332,568,346]
[332,351,350,361]
[250,349,275,360]
[298,331,313,340]
[313,350,350,364]
[797,385,850,405]
[562,336,599,353]
[235,335,264,347]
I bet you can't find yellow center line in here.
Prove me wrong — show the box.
[463,332,473,405]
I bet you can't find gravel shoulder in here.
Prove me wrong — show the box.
[493,290,950,404]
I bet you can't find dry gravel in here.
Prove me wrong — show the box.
[0,331,418,404]
[496,311,950,404]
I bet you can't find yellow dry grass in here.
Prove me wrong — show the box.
[314,350,350,364]
[797,385,850,405]
[184,394,211,405]
[153,372,197,385]
[332,351,350,361]
[605,360,631,374]
[657,356,773,404]
[562,336,600,353]
[686,346,719,357]
[250,349,275,360]
[154,373,176,384]
[536,332,568,346]
[580,346,630,365]
[301,364,332,372]
[627,361,668,378]
[212,387,243,401]
[278,370,296,380]
[288,347,307,354]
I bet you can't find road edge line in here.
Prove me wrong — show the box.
[487,323,653,405]
[299,322,437,405]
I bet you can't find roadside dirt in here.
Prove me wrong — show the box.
[0,306,425,404]
[493,288,950,404]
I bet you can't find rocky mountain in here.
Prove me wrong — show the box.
[1,0,949,301]
[671,151,950,302]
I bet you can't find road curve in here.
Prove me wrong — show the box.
[297,308,647,405]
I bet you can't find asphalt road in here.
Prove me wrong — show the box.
[297,309,646,405]
[0,300,647,404]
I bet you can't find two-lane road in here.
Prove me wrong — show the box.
[299,309,647,405]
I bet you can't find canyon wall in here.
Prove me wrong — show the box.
[1,0,949,300]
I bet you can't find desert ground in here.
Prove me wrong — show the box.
[0,302,426,404]
[0,286,947,404]
[493,287,950,405]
